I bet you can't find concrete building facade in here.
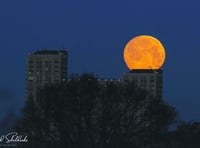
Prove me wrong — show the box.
[123,69,163,99]
[26,50,68,100]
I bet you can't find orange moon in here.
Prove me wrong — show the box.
[124,35,166,70]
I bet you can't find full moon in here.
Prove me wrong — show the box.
[124,35,166,70]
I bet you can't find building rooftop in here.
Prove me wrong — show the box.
[33,50,68,55]
[129,69,163,74]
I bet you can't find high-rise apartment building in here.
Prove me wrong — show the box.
[123,69,163,99]
[26,50,68,100]
[122,69,163,131]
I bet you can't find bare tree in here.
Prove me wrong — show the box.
[17,74,176,148]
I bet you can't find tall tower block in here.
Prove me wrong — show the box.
[26,50,68,100]
[123,69,163,99]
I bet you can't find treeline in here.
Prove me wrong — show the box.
[166,121,200,147]
[15,74,199,148]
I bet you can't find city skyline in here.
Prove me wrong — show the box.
[1,0,200,123]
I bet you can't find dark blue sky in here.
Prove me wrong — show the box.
[0,0,200,122]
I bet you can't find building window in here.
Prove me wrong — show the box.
[150,79,154,83]
[28,76,34,81]
[29,60,34,63]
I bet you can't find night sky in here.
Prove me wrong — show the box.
[0,0,200,122]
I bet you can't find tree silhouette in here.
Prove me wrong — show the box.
[17,73,176,148]
[172,122,200,148]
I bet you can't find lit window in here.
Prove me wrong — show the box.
[28,76,34,81]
